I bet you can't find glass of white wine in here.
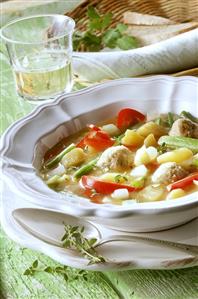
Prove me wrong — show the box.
[0,14,75,102]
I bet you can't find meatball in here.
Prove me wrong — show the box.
[152,162,188,185]
[97,145,133,171]
[169,119,198,138]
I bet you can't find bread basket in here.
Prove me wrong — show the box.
[67,0,198,76]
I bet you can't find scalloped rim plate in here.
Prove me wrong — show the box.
[1,181,198,270]
[1,76,198,232]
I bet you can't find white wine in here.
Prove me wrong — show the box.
[14,50,73,101]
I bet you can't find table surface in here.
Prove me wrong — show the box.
[0,1,198,299]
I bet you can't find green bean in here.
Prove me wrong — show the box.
[155,117,162,126]
[45,143,76,169]
[192,159,198,167]
[113,133,125,145]
[167,112,174,127]
[180,111,198,123]
[158,136,198,153]
[73,158,98,179]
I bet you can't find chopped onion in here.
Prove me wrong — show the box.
[146,146,158,161]
[130,165,148,177]
[193,180,198,186]
[111,188,129,200]
[101,124,120,136]
[48,164,65,177]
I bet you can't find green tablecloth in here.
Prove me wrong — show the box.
[0,2,198,298]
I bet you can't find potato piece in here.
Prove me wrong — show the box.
[134,146,158,166]
[138,185,165,202]
[137,121,167,137]
[144,133,157,147]
[61,148,86,168]
[157,148,193,164]
[121,129,144,147]
[134,148,150,166]
[167,188,186,200]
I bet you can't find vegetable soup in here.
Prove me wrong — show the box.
[40,108,198,205]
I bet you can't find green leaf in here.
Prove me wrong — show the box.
[101,13,112,29]
[74,276,79,280]
[73,31,84,51]
[62,240,71,248]
[114,174,128,183]
[61,233,67,241]
[79,270,86,274]
[32,260,38,269]
[131,177,145,188]
[88,238,97,246]
[23,269,32,275]
[64,273,68,281]
[157,142,167,154]
[102,29,121,48]
[44,266,53,273]
[116,35,138,50]
[53,266,62,273]
[83,32,102,44]
[83,31,102,51]
[116,23,128,34]
[71,226,79,233]
[89,19,102,31]
[87,6,100,19]
[83,275,88,281]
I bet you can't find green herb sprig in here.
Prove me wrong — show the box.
[23,225,105,279]
[114,174,128,183]
[24,260,88,281]
[157,142,168,154]
[73,6,138,51]
[61,224,106,265]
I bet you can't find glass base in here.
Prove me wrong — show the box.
[17,81,73,105]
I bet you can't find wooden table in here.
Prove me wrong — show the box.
[0,2,198,298]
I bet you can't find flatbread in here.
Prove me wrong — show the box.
[124,12,176,25]
[126,22,198,46]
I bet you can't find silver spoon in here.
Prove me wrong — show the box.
[12,208,198,257]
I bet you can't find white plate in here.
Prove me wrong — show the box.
[1,180,198,270]
[1,76,198,232]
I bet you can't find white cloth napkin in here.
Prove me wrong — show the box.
[73,28,198,82]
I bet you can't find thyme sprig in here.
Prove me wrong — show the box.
[61,224,106,265]
[23,260,88,281]
[23,224,105,279]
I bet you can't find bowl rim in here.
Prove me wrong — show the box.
[1,76,198,218]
